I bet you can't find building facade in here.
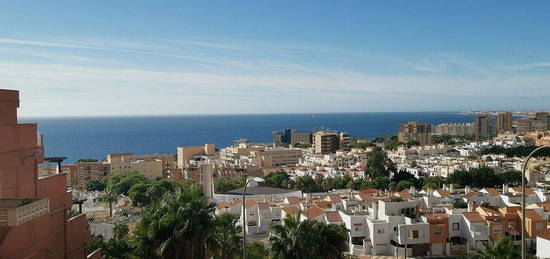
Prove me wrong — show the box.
[0,89,94,258]
[398,121,432,146]
[475,114,496,139]
[497,112,513,134]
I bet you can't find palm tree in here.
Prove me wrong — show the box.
[473,236,520,259]
[269,213,348,259]
[208,213,242,259]
[101,191,117,218]
[133,185,215,259]
[113,222,129,240]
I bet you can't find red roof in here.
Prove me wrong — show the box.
[328,194,342,203]
[357,193,373,202]
[463,192,479,199]
[302,206,324,219]
[538,228,550,240]
[325,211,343,223]
[462,212,485,222]
[435,189,453,198]
[282,206,300,215]
[244,200,257,208]
[285,197,301,205]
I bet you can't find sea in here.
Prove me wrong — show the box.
[20,112,476,163]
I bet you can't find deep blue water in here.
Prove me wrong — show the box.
[20,112,475,163]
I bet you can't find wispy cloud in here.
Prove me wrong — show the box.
[506,62,550,71]
[1,34,549,116]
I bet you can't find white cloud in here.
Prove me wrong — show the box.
[1,35,550,116]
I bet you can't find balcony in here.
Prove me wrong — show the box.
[0,198,49,226]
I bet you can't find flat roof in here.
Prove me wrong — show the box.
[226,186,297,195]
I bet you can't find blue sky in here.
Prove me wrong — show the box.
[1,1,550,116]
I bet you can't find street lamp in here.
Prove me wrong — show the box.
[521,145,550,259]
[242,177,265,259]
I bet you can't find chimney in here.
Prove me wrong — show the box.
[502,184,509,195]
[449,184,454,193]
[443,184,447,191]
[465,185,470,194]
[409,186,416,195]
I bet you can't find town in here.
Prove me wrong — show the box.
[4,87,550,258]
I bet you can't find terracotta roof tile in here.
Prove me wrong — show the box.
[302,206,324,219]
[216,201,230,209]
[435,189,453,198]
[282,206,300,215]
[244,200,257,208]
[285,197,301,205]
[357,193,373,202]
[511,187,535,195]
[328,194,342,203]
[522,209,544,221]
[462,212,485,222]
[257,202,270,211]
[483,188,500,196]
[325,211,342,223]
[463,192,480,199]
[537,228,550,240]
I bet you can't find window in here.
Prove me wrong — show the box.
[394,227,397,232]
[435,228,442,236]
[536,223,544,231]
[493,225,502,233]
[408,230,419,239]
[473,225,482,232]
[452,223,460,230]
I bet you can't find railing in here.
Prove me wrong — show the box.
[0,198,49,226]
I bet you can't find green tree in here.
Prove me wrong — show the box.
[264,170,293,189]
[214,175,246,193]
[133,186,215,259]
[101,191,118,218]
[473,236,520,259]
[422,176,445,189]
[87,237,134,259]
[208,213,242,259]
[113,222,130,240]
[453,200,468,209]
[104,172,150,196]
[128,182,152,207]
[396,180,415,191]
[406,140,420,148]
[498,171,523,187]
[293,175,322,193]
[85,179,106,192]
[269,214,348,259]
[371,177,390,190]
[365,146,396,179]
[244,241,269,259]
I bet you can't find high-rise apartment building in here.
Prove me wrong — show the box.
[0,89,95,258]
[273,129,312,146]
[497,112,513,134]
[313,130,350,154]
[474,114,496,139]
[535,111,549,131]
[397,121,432,146]
[433,123,475,136]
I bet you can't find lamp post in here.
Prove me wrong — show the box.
[521,145,550,259]
[242,177,265,259]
